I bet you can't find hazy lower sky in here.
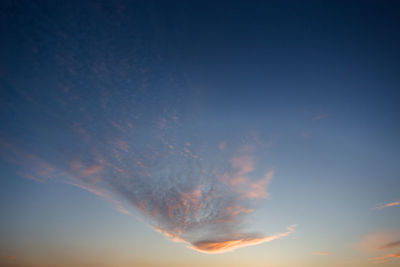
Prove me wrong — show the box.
[1,1,399,266]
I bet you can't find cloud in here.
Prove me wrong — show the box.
[239,171,273,199]
[358,232,400,264]
[66,180,129,214]
[380,241,400,250]
[368,253,400,264]
[108,144,293,253]
[312,113,329,121]
[358,231,400,252]
[218,141,227,151]
[0,141,57,183]
[374,201,400,210]
[189,225,296,253]
[221,155,273,199]
[81,165,104,176]
[0,140,129,215]
[314,251,331,255]
[0,118,293,253]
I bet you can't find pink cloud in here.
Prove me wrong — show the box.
[81,165,104,176]
[223,153,273,199]
[240,171,273,199]
[374,201,400,210]
[230,155,254,175]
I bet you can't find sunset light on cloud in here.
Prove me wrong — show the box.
[1,1,399,267]
[369,253,400,264]
[374,201,400,210]
[190,224,296,254]
[357,231,400,251]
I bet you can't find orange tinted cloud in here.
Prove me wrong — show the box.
[374,201,400,210]
[369,253,400,264]
[190,225,296,254]
[153,227,185,243]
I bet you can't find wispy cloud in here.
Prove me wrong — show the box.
[314,251,331,255]
[222,155,273,199]
[374,201,400,210]
[0,140,129,215]
[358,231,400,252]
[65,180,129,215]
[358,231,400,264]
[218,141,227,151]
[0,141,57,183]
[312,113,329,121]
[380,241,400,250]
[369,253,400,264]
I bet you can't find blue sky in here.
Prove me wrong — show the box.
[0,1,399,266]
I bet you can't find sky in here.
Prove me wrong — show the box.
[0,1,399,266]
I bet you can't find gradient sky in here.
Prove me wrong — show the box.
[1,1,400,266]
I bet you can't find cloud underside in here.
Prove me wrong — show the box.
[189,225,296,253]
